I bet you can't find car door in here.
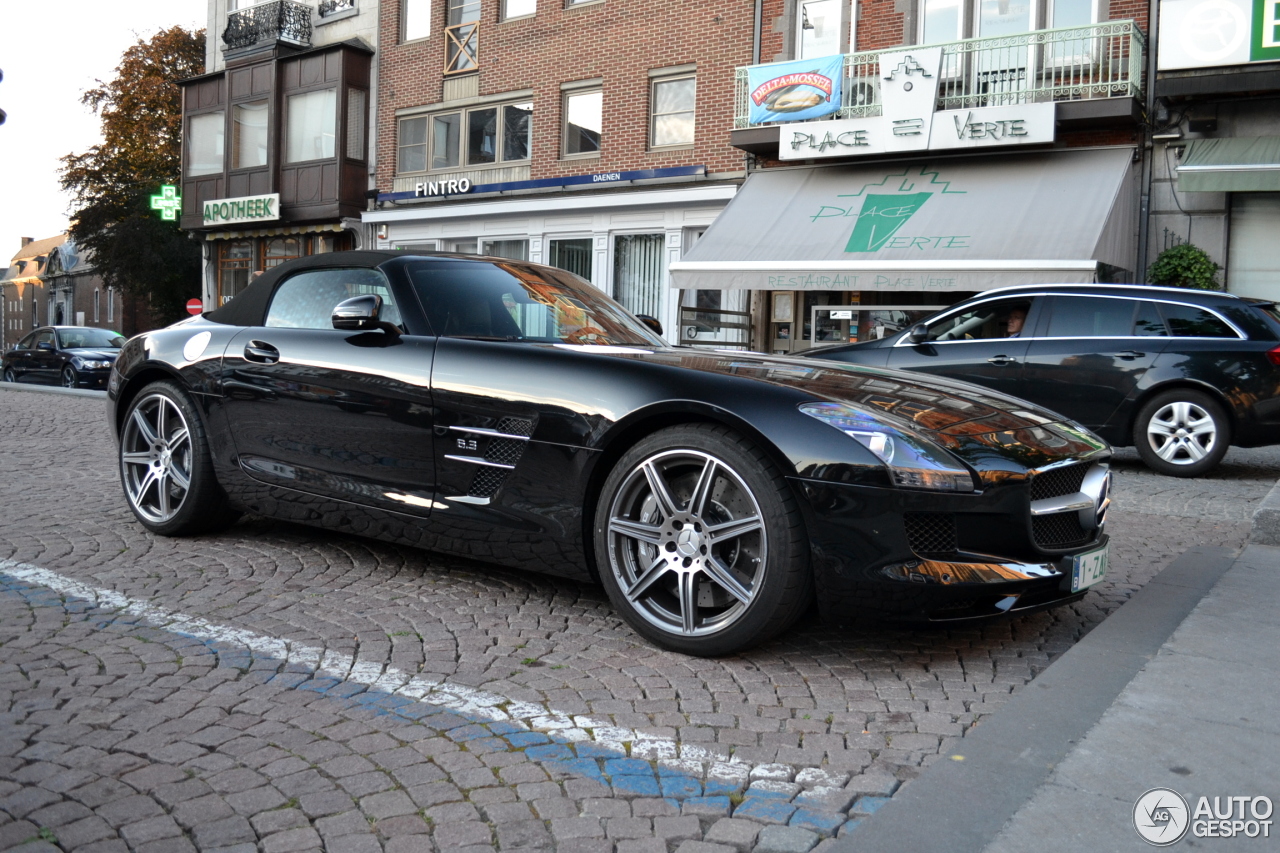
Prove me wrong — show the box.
[885,296,1036,400]
[1018,295,1167,429]
[29,330,58,383]
[220,266,439,516]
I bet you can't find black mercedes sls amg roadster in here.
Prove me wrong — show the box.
[108,251,1111,656]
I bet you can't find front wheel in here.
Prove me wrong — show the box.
[61,366,78,388]
[118,380,240,535]
[2,368,14,383]
[593,424,811,656]
[1133,389,1230,477]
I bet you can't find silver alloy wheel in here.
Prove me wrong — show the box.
[2,368,13,382]
[61,367,76,388]
[1146,400,1217,465]
[120,393,193,524]
[606,449,767,637]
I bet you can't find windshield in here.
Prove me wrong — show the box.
[58,328,126,349]
[405,260,666,347]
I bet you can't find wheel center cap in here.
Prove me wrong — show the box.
[675,526,704,558]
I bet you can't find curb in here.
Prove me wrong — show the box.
[1250,478,1280,545]
[0,382,107,400]
[831,544,1238,853]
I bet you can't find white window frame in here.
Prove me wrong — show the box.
[403,0,431,41]
[649,72,696,150]
[561,88,603,159]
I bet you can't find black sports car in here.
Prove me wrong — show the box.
[4,326,125,389]
[107,252,1111,655]
[807,284,1280,477]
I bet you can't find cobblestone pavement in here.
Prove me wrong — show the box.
[1,387,1275,853]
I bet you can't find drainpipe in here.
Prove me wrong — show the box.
[753,0,763,64]
[1135,0,1160,282]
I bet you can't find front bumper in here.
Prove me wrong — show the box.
[791,476,1106,624]
[72,368,112,389]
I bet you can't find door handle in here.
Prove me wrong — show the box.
[244,341,280,364]
[1106,351,1144,360]
[987,355,1018,366]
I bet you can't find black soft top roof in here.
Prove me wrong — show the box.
[203,250,466,327]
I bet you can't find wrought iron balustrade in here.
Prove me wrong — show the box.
[733,20,1145,128]
[223,0,313,52]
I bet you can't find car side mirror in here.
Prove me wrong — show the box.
[332,294,383,331]
[636,314,664,337]
[36,341,55,352]
[907,323,928,344]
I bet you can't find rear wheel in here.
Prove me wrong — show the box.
[61,366,78,388]
[119,380,240,535]
[1133,389,1229,477]
[594,424,811,656]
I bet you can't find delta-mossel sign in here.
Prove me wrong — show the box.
[778,49,1055,160]
[202,193,281,227]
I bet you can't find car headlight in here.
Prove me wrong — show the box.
[799,401,976,492]
[72,357,112,370]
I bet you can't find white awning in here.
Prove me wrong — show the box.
[670,147,1137,291]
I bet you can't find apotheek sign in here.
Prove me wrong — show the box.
[778,48,1055,161]
[202,193,281,227]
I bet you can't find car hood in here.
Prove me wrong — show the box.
[66,349,120,360]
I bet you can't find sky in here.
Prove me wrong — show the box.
[0,0,207,262]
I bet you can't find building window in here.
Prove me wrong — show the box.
[187,111,225,176]
[922,0,1072,43]
[563,89,602,157]
[650,74,695,148]
[613,234,664,318]
[286,89,337,163]
[107,288,114,323]
[218,241,254,306]
[94,289,101,323]
[347,89,368,161]
[398,102,531,174]
[504,0,536,18]
[797,0,843,58]
[548,238,593,282]
[446,0,481,73]
[232,100,269,169]
[265,237,303,269]
[404,0,431,40]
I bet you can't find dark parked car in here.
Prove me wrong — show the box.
[808,285,1280,477]
[108,252,1111,655]
[3,326,125,389]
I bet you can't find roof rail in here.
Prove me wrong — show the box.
[979,282,1240,299]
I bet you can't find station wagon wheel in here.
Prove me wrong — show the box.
[118,380,240,535]
[595,424,811,656]
[61,366,77,388]
[2,368,13,382]
[1134,388,1230,478]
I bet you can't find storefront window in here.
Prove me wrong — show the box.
[265,237,303,268]
[613,234,664,318]
[482,240,528,260]
[549,238,593,282]
[218,241,254,306]
[286,89,336,163]
[232,100,269,170]
[187,112,225,176]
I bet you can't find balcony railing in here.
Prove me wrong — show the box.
[223,0,313,52]
[734,20,1145,128]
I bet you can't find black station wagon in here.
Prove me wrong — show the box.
[809,284,1280,477]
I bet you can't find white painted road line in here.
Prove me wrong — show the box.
[0,559,753,786]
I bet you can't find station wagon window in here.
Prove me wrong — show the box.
[925,298,1030,341]
[1045,296,1135,337]
[16,332,35,350]
[265,269,402,331]
[1158,303,1237,338]
[1134,300,1165,336]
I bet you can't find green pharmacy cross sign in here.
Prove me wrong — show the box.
[150,185,181,221]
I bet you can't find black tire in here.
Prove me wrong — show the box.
[1133,388,1230,477]
[593,424,811,656]
[61,366,78,388]
[2,368,14,383]
[118,380,241,536]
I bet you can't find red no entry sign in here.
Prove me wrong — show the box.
[186,298,203,315]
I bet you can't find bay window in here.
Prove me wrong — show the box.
[286,89,336,163]
[232,100,269,169]
[187,112,225,176]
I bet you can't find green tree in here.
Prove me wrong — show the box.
[1148,243,1222,290]
[60,27,206,328]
